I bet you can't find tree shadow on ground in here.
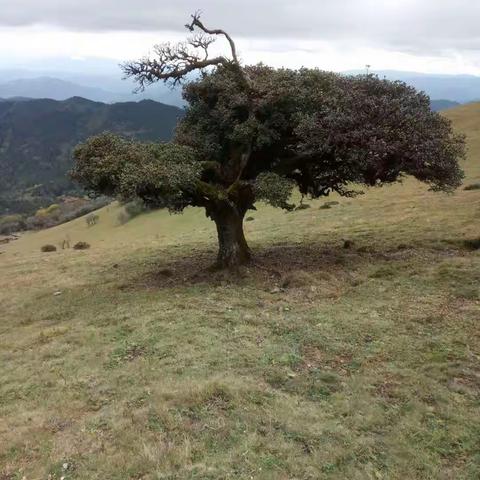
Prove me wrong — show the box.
[116,239,468,292]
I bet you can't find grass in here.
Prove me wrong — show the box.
[1,105,480,479]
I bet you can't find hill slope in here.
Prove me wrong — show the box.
[1,104,479,479]
[0,97,183,215]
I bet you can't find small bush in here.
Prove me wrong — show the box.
[45,204,60,215]
[320,201,339,210]
[117,211,130,225]
[73,241,90,250]
[86,213,99,227]
[41,244,57,252]
[245,216,255,222]
[295,203,311,210]
[117,200,148,225]
[0,214,25,235]
[0,214,23,225]
[463,238,480,250]
[124,199,147,217]
[464,183,480,191]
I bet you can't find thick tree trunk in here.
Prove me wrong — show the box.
[212,209,251,269]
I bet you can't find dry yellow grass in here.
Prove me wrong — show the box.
[0,104,479,479]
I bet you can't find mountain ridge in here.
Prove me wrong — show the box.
[0,96,183,215]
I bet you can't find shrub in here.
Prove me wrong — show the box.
[26,214,56,230]
[125,199,147,218]
[45,204,60,215]
[0,214,25,235]
[117,211,130,225]
[0,214,23,225]
[35,208,48,217]
[320,201,339,210]
[73,241,90,250]
[463,238,480,250]
[245,216,255,221]
[86,213,99,226]
[295,203,311,210]
[116,200,148,226]
[464,183,480,191]
[41,244,57,252]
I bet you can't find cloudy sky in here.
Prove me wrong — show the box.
[0,0,479,75]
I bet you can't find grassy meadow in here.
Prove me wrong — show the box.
[1,104,480,479]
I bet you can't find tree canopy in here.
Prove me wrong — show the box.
[72,12,466,269]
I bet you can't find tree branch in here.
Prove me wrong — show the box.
[122,12,250,90]
[186,11,240,66]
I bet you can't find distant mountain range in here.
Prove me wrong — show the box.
[430,99,461,112]
[0,97,183,215]
[0,69,184,106]
[0,76,184,106]
[347,70,480,104]
[0,77,118,103]
[2,68,480,108]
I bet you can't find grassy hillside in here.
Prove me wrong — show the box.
[0,104,479,479]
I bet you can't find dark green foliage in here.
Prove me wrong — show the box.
[254,173,295,209]
[464,183,480,191]
[176,66,465,197]
[72,134,200,213]
[0,97,183,215]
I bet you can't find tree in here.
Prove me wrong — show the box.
[71,12,466,270]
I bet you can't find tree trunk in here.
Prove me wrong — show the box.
[212,208,251,269]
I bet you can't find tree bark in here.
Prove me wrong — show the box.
[212,208,251,269]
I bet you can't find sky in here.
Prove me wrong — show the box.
[0,0,479,75]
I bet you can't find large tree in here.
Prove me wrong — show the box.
[72,13,465,269]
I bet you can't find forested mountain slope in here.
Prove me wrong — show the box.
[0,97,183,214]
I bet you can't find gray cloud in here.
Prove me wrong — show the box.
[0,0,480,54]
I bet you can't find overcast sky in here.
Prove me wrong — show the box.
[0,0,479,75]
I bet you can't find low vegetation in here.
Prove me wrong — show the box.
[0,197,109,235]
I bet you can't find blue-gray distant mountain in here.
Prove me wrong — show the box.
[0,77,118,103]
[430,99,461,112]
[347,70,480,104]
[0,73,184,106]
[0,97,183,215]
